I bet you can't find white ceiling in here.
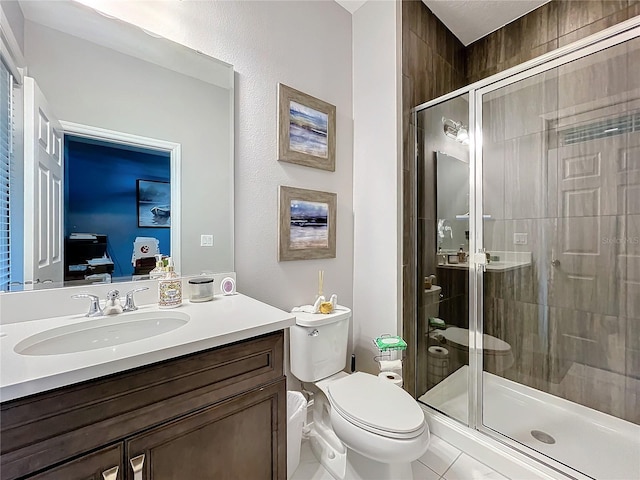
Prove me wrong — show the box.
[422,0,551,45]
[335,0,551,46]
[334,0,368,14]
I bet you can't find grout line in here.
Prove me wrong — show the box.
[440,451,463,479]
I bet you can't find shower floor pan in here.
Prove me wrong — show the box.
[419,366,640,480]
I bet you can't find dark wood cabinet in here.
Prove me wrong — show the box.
[126,381,282,480]
[1,330,286,480]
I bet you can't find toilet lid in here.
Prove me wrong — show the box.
[441,327,511,352]
[327,372,425,438]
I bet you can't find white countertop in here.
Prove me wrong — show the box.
[436,251,532,272]
[437,260,531,272]
[0,293,295,402]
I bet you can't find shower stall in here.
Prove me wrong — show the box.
[414,19,640,480]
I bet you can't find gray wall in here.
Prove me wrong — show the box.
[2,1,24,54]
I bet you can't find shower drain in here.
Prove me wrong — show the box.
[531,430,556,444]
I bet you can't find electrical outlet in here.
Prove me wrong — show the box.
[200,234,214,247]
[513,233,528,245]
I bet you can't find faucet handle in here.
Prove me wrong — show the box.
[123,287,149,312]
[106,289,120,301]
[71,293,104,317]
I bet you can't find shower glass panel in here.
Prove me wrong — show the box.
[416,93,470,426]
[480,37,640,480]
[414,20,640,480]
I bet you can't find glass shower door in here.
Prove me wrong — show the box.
[479,35,640,480]
[415,93,471,427]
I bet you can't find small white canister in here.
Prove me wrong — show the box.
[188,277,214,302]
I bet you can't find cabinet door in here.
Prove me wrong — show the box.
[125,379,286,480]
[27,444,123,480]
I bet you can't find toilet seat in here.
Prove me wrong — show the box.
[441,327,511,355]
[327,372,426,440]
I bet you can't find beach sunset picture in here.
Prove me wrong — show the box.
[289,199,329,249]
[289,100,329,158]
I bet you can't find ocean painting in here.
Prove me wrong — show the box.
[289,199,328,249]
[137,180,171,227]
[289,100,328,158]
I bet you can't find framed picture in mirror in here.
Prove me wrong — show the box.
[137,180,171,228]
[279,186,337,261]
[277,83,336,171]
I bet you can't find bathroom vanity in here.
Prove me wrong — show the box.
[0,294,295,480]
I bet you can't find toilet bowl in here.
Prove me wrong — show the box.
[440,327,514,374]
[309,372,429,480]
[424,287,513,375]
[290,307,430,480]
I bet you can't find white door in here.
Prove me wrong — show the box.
[547,132,640,316]
[23,76,63,285]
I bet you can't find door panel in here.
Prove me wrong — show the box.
[23,76,64,284]
[125,380,285,480]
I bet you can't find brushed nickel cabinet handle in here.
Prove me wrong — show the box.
[130,454,145,480]
[101,466,119,480]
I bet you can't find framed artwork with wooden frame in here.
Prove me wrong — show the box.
[278,186,337,261]
[277,83,336,172]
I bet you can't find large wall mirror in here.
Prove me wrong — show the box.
[3,0,234,292]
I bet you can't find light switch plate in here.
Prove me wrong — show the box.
[513,233,528,245]
[200,234,214,247]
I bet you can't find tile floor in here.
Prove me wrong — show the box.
[291,434,509,480]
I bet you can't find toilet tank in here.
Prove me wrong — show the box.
[423,285,441,321]
[290,307,351,382]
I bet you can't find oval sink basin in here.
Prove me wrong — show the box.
[14,311,190,356]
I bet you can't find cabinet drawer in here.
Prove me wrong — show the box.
[1,330,284,480]
[27,444,123,480]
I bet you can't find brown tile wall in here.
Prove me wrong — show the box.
[402,0,640,405]
[466,0,640,83]
[401,0,466,397]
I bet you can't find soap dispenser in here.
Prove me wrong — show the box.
[149,254,165,279]
[158,258,182,308]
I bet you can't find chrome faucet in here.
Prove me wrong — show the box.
[72,287,149,317]
[103,290,123,315]
[123,287,149,312]
[71,293,104,317]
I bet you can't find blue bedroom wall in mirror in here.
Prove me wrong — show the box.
[64,135,171,277]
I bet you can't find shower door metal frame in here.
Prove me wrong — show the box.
[414,15,640,480]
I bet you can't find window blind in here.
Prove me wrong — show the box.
[0,61,12,291]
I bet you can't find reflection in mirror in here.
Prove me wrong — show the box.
[436,151,469,252]
[64,135,172,282]
[2,0,234,292]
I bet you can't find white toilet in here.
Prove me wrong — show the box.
[424,287,514,375]
[290,307,430,480]
[439,326,514,374]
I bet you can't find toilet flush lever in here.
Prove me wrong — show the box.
[308,329,320,337]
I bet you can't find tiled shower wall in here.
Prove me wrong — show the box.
[402,0,640,401]
[401,0,465,396]
[466,0,640,83]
